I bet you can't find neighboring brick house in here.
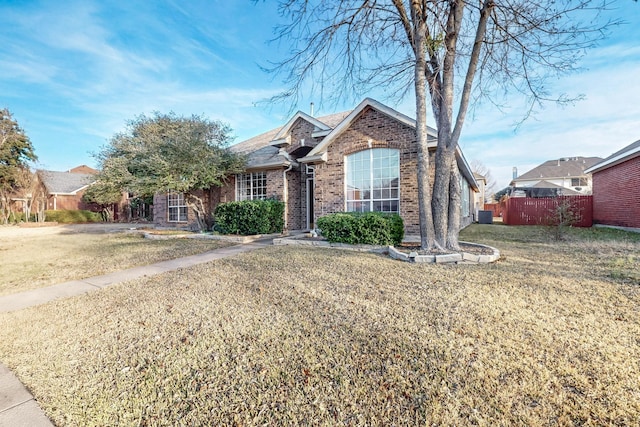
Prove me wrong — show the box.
[585,139,640,229]
[154,98,478,235]
[510,156,602,197]
[38,165,99,211]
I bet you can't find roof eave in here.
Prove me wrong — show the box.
[299,153,328,164]
[272,111,332,141]
[585,146,640,174]
[244,159,292,171]
[455,147,479,191]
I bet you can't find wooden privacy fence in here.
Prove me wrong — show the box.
[483,203,502,218]
[503,196,593,227]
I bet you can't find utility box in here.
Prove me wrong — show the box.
[478,210,493,224]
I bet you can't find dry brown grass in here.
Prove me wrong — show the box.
[0,225,639,426]
[0,228,232,296]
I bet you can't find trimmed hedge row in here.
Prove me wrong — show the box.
[214,199,284,235]
[317,212,404,245]
[45,210,102,223]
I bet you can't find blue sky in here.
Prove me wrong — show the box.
[1,0,639,191]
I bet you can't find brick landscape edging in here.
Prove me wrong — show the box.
[274,235,500,264]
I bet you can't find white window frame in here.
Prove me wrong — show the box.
[345,148,400,213]
[167,192,188,222]
[571,177,588,187]
[460,176,470,217]
[236,172,267,201]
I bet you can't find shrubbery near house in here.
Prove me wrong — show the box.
[214,199,284,235]
[317,212,404,245]
[44,210,102,223]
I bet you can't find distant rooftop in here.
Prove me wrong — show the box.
[514,156,602,182]
[38,170,95,194]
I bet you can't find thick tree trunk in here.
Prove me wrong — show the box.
[446,164,461,250]
[411,4,438,251]
[186,192,209,231]
[432,142,456,247]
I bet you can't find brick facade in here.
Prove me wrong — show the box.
[591,157,640,228]
[314,106,425,234]
[153,189,206,229]
[154,100,476,234]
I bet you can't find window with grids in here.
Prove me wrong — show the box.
[236,172,267,201]
[167,192,188,222]
[346,148,400,213]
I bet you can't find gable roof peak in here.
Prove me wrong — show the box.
[272,110,333,142]
[305,97,436,159]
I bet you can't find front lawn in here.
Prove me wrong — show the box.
[0,225,638,425]
[0,231,233,296]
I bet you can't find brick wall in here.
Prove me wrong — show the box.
[592,157,640,228]
[287,119,323,154]
[47,190,97,211]
[153,190,204,229]
[314,106,427,234]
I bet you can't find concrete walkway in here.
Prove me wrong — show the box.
[0,239,272,426]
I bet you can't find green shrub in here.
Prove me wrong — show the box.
[214,199,284,235]
[317,212,404,245]
[8,212,26,223]
[45,210,102,224]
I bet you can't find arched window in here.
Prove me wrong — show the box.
[345,148,400,213]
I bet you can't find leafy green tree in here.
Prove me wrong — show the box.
[0,108,37,224]
[82,166,126,222]
[94,112,245,230]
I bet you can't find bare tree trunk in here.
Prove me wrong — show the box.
[432,143,455,247]
[36,198,46,222]
[410,2,437,251]
[447,163,461,250]
[24,199,31,223]
[0,190,10,224]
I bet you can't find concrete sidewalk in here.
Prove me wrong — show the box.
[0,239,272,426]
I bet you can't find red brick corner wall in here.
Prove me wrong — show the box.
[592,156,640,228]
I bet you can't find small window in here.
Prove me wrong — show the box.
[167,192,188,222]
[236,172,267,201]
[571,177,588,187]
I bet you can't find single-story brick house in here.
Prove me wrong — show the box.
[585,139,640,230]
[38,165,98,211]
[154,98,478,235]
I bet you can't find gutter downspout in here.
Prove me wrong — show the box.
[280,150,299,231]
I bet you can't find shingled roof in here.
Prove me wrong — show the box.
[514,156,602,182]
[38,170,95,195]
[230,111,352,169]
[585,139,640,174]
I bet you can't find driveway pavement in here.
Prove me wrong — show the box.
[0,225,272,426]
